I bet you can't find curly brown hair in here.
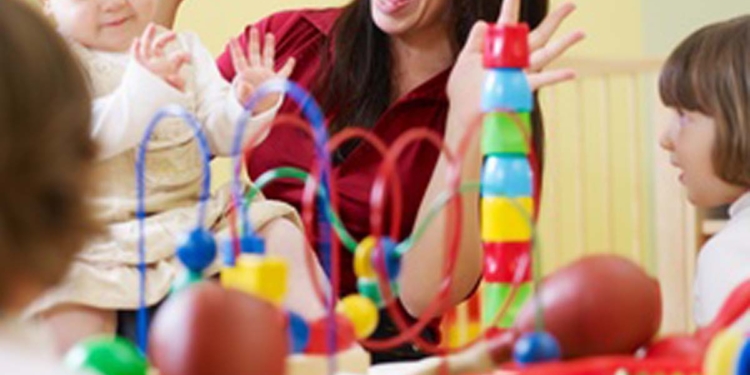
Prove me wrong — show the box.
[0,0,100,303]
[660,15,750,188]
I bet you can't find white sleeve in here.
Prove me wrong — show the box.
[693,229,750,327]
[693,258,713,326]
[91,58,190,160]
[184,32,281,157]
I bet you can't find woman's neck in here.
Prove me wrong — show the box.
[389,25,455,101]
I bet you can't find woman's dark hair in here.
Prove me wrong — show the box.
[315,0,548,160]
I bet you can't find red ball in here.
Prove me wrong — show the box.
[514,255,662,358]
[149,282,288,375]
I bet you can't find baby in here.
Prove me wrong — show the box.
[38,0,326,353]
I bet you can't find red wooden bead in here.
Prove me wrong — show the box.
[484,23,530,69]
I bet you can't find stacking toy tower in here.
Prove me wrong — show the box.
[480,22,535,329]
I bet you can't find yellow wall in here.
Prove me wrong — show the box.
[551,0,643,59]
[643,0,750,56]
[537,0,651,274]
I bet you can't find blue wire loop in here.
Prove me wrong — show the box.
[132,79,349,368]
[229,78,341,367]
[230,78,330,251]
[135,104,213,353]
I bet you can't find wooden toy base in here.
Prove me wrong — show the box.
[286,346,371,375]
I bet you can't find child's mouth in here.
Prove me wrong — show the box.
[102,17,130,28]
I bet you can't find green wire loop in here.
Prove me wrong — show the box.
[240,167,544,330]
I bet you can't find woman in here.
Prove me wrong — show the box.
[156,0,583,361]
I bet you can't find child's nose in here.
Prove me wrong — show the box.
[659,126,675,151]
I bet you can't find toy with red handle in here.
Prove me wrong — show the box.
[400,255,662,375]
[646,278,750,367]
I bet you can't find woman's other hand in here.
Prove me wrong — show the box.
[447,0,584,125]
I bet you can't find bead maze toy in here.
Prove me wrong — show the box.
[62,15,750,375]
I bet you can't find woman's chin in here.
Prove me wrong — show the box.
[371,0,421,36]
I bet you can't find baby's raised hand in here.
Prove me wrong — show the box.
[132,23,191,92]
[229,28,295,114]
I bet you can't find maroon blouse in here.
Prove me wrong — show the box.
[217,8,452,297]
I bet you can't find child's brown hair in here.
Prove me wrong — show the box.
[0,0,99,303]
[659,15,750,188]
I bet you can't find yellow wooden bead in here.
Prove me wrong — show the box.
[481,197,534,241]
[336,294,379,339]
[704,328,743,375]
[354,236,377,278]
[220,254,287,304]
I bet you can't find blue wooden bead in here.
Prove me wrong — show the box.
[239,235,265,254]
[735,336,750,375]
[481,155,533,197]
[176,228,216,273]
[288,311,310,354]
[481,68,533,112]
[371,237,401,282]
[513,331,562,365]
[220,235,265,266]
